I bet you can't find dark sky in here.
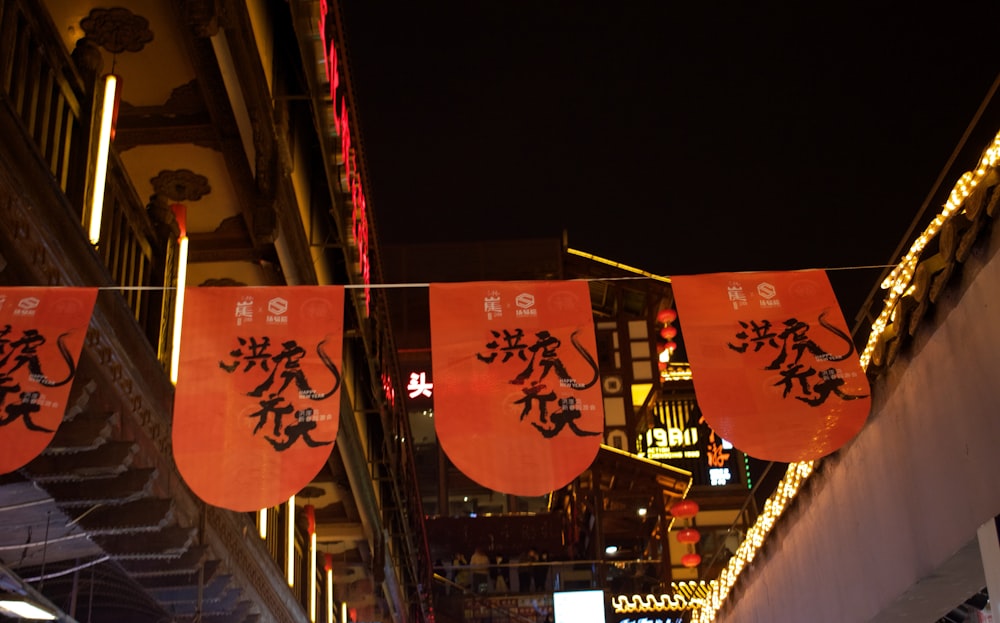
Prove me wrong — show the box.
[338,3,1000,326]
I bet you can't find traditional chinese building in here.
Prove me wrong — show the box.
[0,1,430,622]
[3,1,1000,623]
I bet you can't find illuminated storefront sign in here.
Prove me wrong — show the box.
[639,399,742,487]
[640,399,700,461]
[406,371,434,398]
[610,581,714,620]
[463,595,552,623]
[610,592,705,621]
[643,426,700,460]
[319,0,371,313]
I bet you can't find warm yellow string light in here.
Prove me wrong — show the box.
[861,129,1000,369]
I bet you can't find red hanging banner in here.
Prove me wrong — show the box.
[671,270,870,462]
[0,287,96,474]
[173,286,344,511]
[429,281,603,496]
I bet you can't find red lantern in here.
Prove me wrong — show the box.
[670,499,699,518]
[676,528,701,544]
[664,341,677,352]
[681,553,702,568]
[659,326,677,340]
[656,309,677,324]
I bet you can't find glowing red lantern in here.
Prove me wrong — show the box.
[663,340,677,352]
[670,499,699,518]
[681,553,702,568]
[676,528,701,544]
[656,309,677,324]
[660,326,677,339]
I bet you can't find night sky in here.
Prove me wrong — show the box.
[338,3,1000,326]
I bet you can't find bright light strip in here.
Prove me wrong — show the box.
[168,235,189,384]
[0,599,57,620]
[566,247,672,282]
[661,363,693,382]
[341,601,347,623]
[860,128,1000,369]
[259,508,268,539]
[309,533,317,622]
[88,74,118,245]
[287,495,296,587]
[326,567,334,623]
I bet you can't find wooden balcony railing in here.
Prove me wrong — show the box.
[0,0,87,206]
[1,0,174,364]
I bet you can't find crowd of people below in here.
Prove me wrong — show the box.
[442,546,551,594]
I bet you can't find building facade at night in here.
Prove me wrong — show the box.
[1,1,1000,623]
[0,1,431,622]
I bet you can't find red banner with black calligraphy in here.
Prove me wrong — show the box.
[0,287,96,474]
[671,270,870,462]
[173,286,344,511]
[429,281,603,496]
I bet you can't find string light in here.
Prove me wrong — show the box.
[861,129,1000,369]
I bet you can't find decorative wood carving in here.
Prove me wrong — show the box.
[208,506,307,623]
[80,7,154,55]
[151,168,211,202]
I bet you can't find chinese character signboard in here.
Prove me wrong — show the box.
[671,270,870,462]
[429,281,604,496]
[0,287,96,474]
[173,287,345,511]
[640,399,744,487]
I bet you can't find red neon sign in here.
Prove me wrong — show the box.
[319,1,371,313]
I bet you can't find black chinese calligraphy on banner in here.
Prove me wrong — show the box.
[0,287,96,474]
[672,270,870,462]
[173,287,344,511]
[429,281,604,496]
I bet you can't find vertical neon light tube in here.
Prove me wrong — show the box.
[169,204,188,385]
[310,532,318,621]
[306,504,317,622]
[286,496,296,587]
[258,508,268,539]
[325,553,334,623]
[89,74,118,245]
[341,602,347,623]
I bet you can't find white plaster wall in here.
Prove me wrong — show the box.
[717,222,1000,623]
